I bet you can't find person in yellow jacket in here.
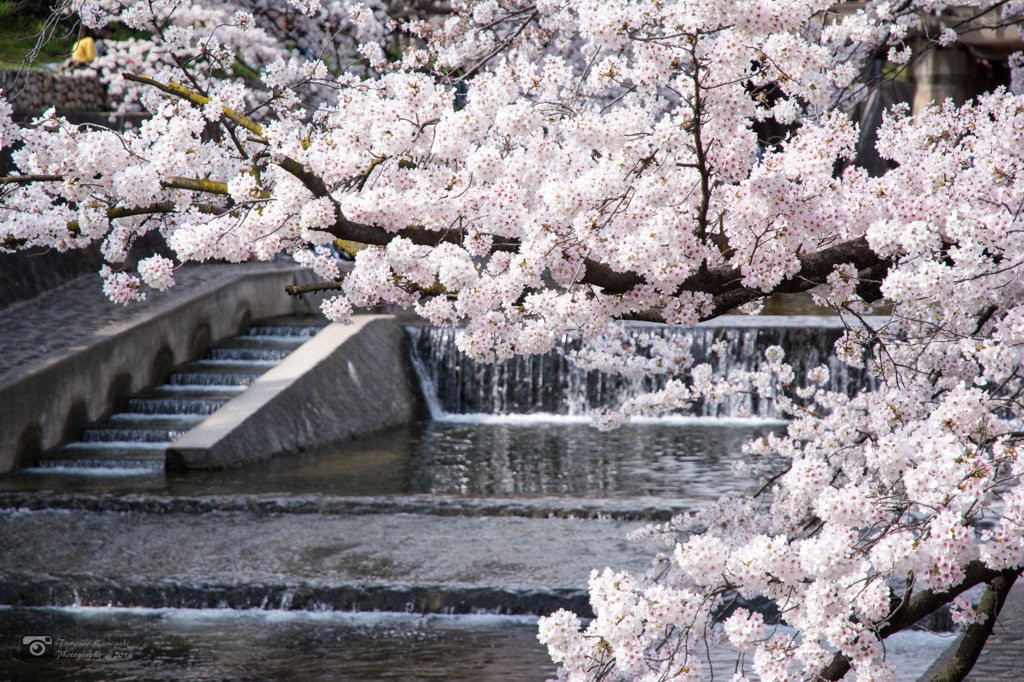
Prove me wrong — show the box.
[68,30,96,67]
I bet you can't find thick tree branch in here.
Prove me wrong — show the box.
[855,261,890,304]
[324,213,464,250]
[108,202,219,220]
[703,237,889,317]
[816,562,1021,681]
[930,568,1022,682]
[276,157,334,199]
[65,201,220,235]
[323,196,889,316]
[162,176,229,195]
[0,174,63,185]
[285,281,343,296]
[2,174,230,196]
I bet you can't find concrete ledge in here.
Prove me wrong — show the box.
[166,316,425,470]
[0,263,302,473]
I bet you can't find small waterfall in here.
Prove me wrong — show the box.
[407,317,877,420]
[206,346,295,362]
[125,395,232,415]
[246,324,321,337]
[167,368,265,386]
[80,427,193,443]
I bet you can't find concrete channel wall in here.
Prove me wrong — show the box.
[0,264,303,473]
[167,316,425,470]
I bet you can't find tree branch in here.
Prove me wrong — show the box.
[2,174,230,197]
[275,156,333,199]
[162,176,229,195]
[703,237,889,317]
[285,281,343,296]
[322,194,889,316]
[122,73,265,139]
[0,174,63,185]
[64,201,220,234]
[816,562,1021,681]
[930,568,1022,682]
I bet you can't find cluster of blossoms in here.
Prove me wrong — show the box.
[5,0,1024,679]
[64,0,389,115]
[136,254,175,290]
[99,264,145,304]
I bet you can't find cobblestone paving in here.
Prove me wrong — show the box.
[0,261,296,385]
[961,581,1024,681]
[918,581,1024,681]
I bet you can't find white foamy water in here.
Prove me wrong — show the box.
[63,441,169,450]
[106,413,205,423]
[432,411,787,427]
[21,465,162,476]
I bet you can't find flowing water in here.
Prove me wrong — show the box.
[0,608,558,681]
[2,420,780,506]
[406,317,878,418]
[0,608,949,682]
[0,315,952,681]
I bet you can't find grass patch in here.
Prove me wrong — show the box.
[0,2,77,66]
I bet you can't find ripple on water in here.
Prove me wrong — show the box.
[0,606,952,682]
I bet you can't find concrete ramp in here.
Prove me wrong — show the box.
[167,316,426,470]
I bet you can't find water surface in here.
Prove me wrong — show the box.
[2,419,784,505]
[0,607,950,682]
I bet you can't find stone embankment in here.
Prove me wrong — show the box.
[0,68,107,112]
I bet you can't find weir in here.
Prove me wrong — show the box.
[407,316,881,419]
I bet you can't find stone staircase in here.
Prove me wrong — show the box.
[34,316,324,471]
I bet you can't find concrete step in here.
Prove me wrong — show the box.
[0,491,692,521]
[32,315,325,469]
[33,444,167,471]
[0,506,651,608]
[79,426,191,443]
[122,394,235,416]
[212,336,313,350]
[245,318,327,337]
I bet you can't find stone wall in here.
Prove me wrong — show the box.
[0,68,108,113]
[0,245,104,310]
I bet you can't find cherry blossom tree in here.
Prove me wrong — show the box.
[4,0,1024,680]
